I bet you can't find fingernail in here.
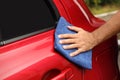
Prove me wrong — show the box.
[68,26,70,27]
[59,40,62,44]
[67,26,71,28]
[70,53,74,57]
[63,46,67,49]
[58,35,61,38]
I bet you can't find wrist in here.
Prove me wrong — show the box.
[91,31,102,47]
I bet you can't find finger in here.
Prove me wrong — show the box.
[63,44,79,49]
[70,48,83,57]
[68,26,83,32]
[59,39,75,44]
[58,34,76,39]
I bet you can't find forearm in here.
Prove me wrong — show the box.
[92,11,120,45]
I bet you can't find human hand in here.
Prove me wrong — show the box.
[58,26,97,57]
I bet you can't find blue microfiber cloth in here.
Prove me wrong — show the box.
[54,17,92,69]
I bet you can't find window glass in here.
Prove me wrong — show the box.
[0,0,56,41]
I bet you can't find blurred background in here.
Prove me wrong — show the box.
[85,0,120,70]
[85,0,120,15]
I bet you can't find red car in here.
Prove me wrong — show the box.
[0,0,120,80]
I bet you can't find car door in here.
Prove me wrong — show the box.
[54,0,120,80]
[0,0,120,80]
[0,0,83,80]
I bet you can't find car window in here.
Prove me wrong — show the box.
[0,0,59,45]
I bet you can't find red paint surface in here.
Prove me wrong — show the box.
[0,0,119,80]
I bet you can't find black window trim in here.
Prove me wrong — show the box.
[0,27,54,46]
[0,0,60,46]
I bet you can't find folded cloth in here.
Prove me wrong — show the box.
[54,17,92,69]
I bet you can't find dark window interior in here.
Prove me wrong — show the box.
[0,0,59,43]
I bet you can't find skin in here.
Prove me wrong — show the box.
[58,11,120,57]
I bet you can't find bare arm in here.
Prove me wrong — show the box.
[59,11,120,57]
[92,11,120,45]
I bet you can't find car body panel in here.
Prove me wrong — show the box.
[53,0,120,80]
[0,0,120,80]
[0,30,83,80]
